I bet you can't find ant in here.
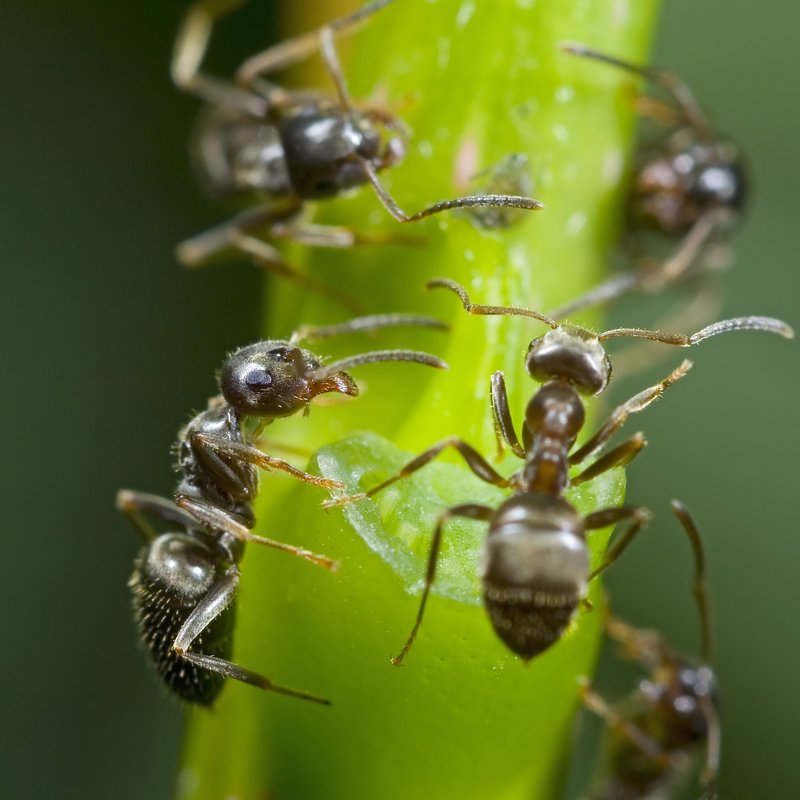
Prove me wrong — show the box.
[324,279,792,664]
[172,0,543,306]
[580,500,719,800]
[117,312,448,705]
[551,44,745,320]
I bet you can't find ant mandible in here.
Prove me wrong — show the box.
[118,312,448,705]
[580,501,720,800]
[172,0,543,306]
[551,44,745,319]
[325,279,792,664]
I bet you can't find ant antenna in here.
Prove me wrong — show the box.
[560,42,712,137]
[670,500,713,662]
[427,278,559,328]
[599,316,794,345]
[290,313,448,344]
[311,350,448,381]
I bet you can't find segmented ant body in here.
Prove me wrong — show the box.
[118,313,448,704]
[581,501,719,800]
[172,0,542,306]
[552,44,745,320]
[325,279,791,664]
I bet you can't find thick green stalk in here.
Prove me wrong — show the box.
[180,1,660,798]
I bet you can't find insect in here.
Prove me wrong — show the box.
[325,279,792,664]
[118,312,448,704]
[551,44,745,320]
[172,0,543,304]
[464,153,533,231]
[580,500,719,800]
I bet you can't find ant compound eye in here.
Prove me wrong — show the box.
[244,366,273,389]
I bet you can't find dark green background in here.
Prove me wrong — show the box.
[1,1,796,798]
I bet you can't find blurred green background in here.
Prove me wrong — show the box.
[1,1,796,799]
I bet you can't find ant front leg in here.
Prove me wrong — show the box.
[235,0,395,87]
[392,503,493,666]
[171,0,265,115]
[569,360,693,465]
[173,565,330,705]
[323,436,510,509]
[548,211,719,320]
[490,371,526,459]
[190,432,343,490]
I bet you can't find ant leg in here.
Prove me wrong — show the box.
[323,436,510,509]
[190,432,344,490]
[171,0,265,115]
[570,433,647,486]
[578,678,670,764]
[173,565,330,704]
[569,360,693,465]
[670,500,714,662]
[490,371,526,459]
[560,43,712,136]
[177,209,365,314]
[548,213,719,320]
[175,495,337,571]
[585,505,651,581]
[176,205,288,266]
[271,220,426,249]
[392,503,493,666]
[235,0,394,86]
[116,490,199,541]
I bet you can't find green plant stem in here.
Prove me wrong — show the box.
[180,1,660,798]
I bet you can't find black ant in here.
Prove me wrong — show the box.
[117,312,448,705]
[551,44,745,320]
[172,0,542,306]
[324,279,792,664]
[580,500,719,800]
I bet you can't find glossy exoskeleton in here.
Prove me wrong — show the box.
[552,44,745,319]
[325,279,792,663]
[118,312,449,704]
[581,501,720,800]
[172,0,542,306]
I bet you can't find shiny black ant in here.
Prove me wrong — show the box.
[551,44,745,320]
[117,312,448,705]
[172,0,542,306]
[580,501,719,800]
[325,279,792,664]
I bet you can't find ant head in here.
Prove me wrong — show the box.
[280,102,405,200]
[634,137,745,233]
[525,326,611,395]
[219,340,357,418]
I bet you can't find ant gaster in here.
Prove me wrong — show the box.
[172,0,543,306]
[551,44,745,319]
[580,501,720,800]
[325,279,792,664]
[118,313,448,705]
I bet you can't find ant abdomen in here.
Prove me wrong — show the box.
[130,534,235,705]
[480,494,588,660]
